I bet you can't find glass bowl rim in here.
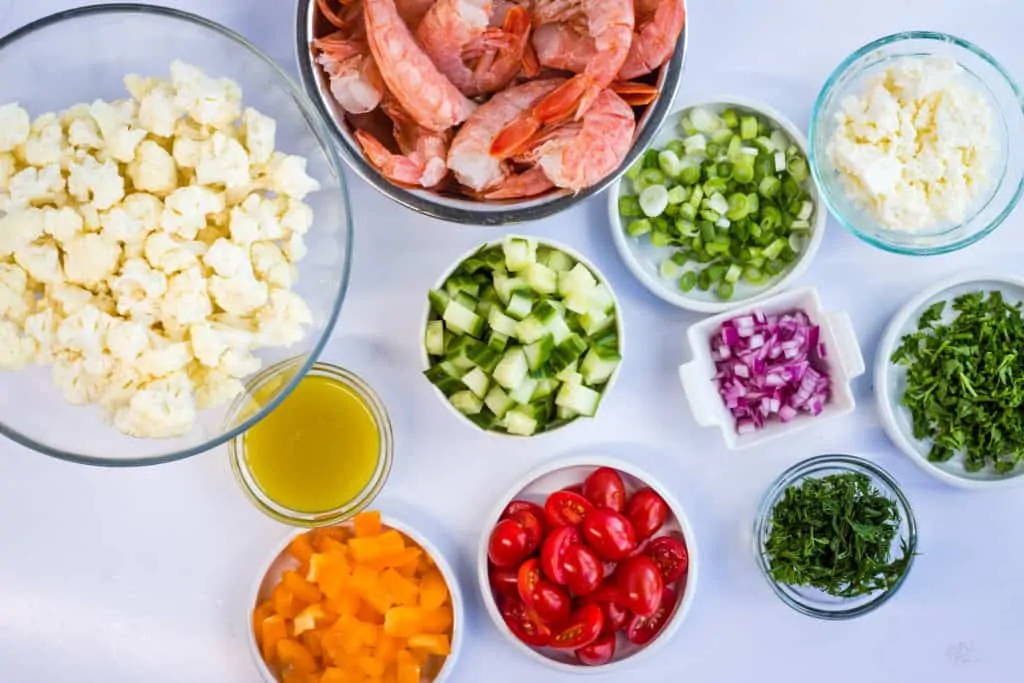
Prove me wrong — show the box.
[752,453,918,620]
[0,3,352,467]
[808,30,1024,256]
[229,361,394,527]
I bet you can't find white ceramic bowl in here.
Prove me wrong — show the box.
[421,237,625,437]
[608,97,826,313]
[248,515,465,683]
[876,271,1024,487]
[477,455,699,674]
[678,286,865,449]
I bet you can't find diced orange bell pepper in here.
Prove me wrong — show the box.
[283,570,323,604]
[294,604,335,636]
[396,650,422,683]
[282,671,317,683]
[277,638,318,675]
[300,628,324,661]
[357,620,380,649]
[312,526,349,553]
[253,600,276,647]
[289,533,316,564]
[380,665,398,683]
[367,547,422,574]
[419,605,454,635]
[417,570,448,611]
[354,510,383,538]
[327,588,362,618]
[380,569,419,606]
[357,651,386,679]
[319,668,352,683]
[407,633,451,656]
[383,606,426,639]
[311,554,351,600]
[349,530,405,563]
[361,587,395,616]
[357,598,386,624]
[375,635,404,664]
[261,614,289,665]
[349,565,378,595]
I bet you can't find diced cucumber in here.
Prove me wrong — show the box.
[546,315,572,345]
[524,334,554,371]
[556,404,578,420]
[424,365,464,396]
[579,310,614,336]
[479,247,506,269]
[532,300,558,324]
[493,347,528,389]
[548,334,588,374]
[445,275,480,299]
[425,320,445,356]
[555,381,600,417]
[454,291,477,311]
[461,367,490,398]
[580,347,621,385]
[506,292,535,320]
[555,361,578,382]
[502,236,537,272]
[428,289,450,317]
[488,308,518,336]
[450,390,483,415]
[532,378,559,400]
[510,377,538,404]
[544,250,575,272]
[487,330,509,352]
[484,385,514,418]
[504,408,538,436]
[467,342,502,373]
[591,330,618,350]
[443,300,484,338]
[468,409,499,430]
[515,316,548,345]
[558,263,598,298]
[587,284,615,314]
[524,262,557,294]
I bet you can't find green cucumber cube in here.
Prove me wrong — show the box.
[493,347,528,390]
[544,250,575,273]
[580,310,615,336]
[450,390,483,415]
[504,408,538,436]
[502,237,537,272]
[424,365,464,396]
[428,289,450,317]
[425,320,445,356]
[555,381,600,417]
[445,275,480,299]
[523,334,555,371]
[547,315,573,345]
[506,292,535,321]
[454,291,477,311]
[461,367,490,398]
[548,334,588,374]
[484,385,514,419]
[515,316,548,345]
[488,308,518,336]
[555,361,578,382]
[532,378,559,400]
[580,347,621,385]
[524,262,557,294]
[510,377,539,404]
[487,330,510,352]
[558,263,598,298]
[443,300,484,338]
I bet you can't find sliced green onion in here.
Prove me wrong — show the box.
[690,107,719,133]
[679,270,697,291]
[716,281,734,300]
[759,176,781,198]
[665,139,685,157]
[659,260,679,280]
[725,264,742,283]
[683,134,707,156]
[639,185,669,217]
[732,162,755,184]
[618,195,642,217]
[658,150,684,177]
[740,115,758,140]
[696,269,711,291]
[626,218,652,237]
[787,157,809,182]
[667,185,688,205]
[721,108,739,129]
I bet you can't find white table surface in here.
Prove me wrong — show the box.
[1,1,1022,682]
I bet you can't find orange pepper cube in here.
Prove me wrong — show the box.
[357,652,386,679]
[283,570,323,604]
[261,614,289,665]
[312,526,349,553]
[380,568,419,606]
[420,605,454,635]
[383,606,426,639]
[418,570,449,611]
[253,600,276,646]
[300,628,324,660]
[349,565,378,594]
[309,553,351,600]
[272,584,302,619]
[349,530,405,563]
[327,588,362,618]
[277,638,318,675]
[294,604,334,637]
[354,511,383,538]
[407,633,451,656]
[288,533,316,565]
[396,650,422,683]
[375,635,404,664]
[320,668,355,683]
[361,586,395,616]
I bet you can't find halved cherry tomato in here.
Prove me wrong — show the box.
[500,595,552,647]
[625,587,676,645]
[584,581,629,635]
[562,544,602,596]
[549,603,604,650]
[581,509,637,560]
[582,467,626,512]
[528,579,571,626]
[645,536,689,582]
[489,565,520,598]
[503,500,546,523]
[540,526,581,585]
[488,518,531,568]
[544,491,594,527]
[517,559,543,604]
[510,509,544,555]
[561,484,584,495]
[626,488,669,541]
[616,555,664,617]
[575,633,616,666]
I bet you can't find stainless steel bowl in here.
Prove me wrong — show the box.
[295,0,688,224]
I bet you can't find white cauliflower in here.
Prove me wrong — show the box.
[3,164,64,209]
[173,136,203,169]
[122,192,164,230]
[261,152,321,199]
[283,233,307,263]
[0,153,16,188]
[242,108,276,165]
[137,340,191,378]
[195,132,250,189]
[105,318,151,362]
[280,198,314,236]
[209,273,268,317]
[67,115,103,150]
[48,284,95,316]
[68,156,125,210]
[20,114,65,167]
[123,75,160,101]
[191,365,244,410]
[63,233,122,288]
[14,239,63,286]
[113,370,196,438]
[170,60,242,129]
[228,193,284,244]
[110,258,167,322]
[144,232,204,274]
[251,241,293,288]
[56,304,112,360]
[0,208,45,257]
[136,82,181,137]
[42,206,85,247]
[254,289,312,347]
[161,186,224,240]
[0,320,34,370]
[161,266,212,328]
[52,353,105,404]
[23,308,58,363]
[0,262,33,324]
[89,99,147,163]
[100,205,151,246]
[0,103,31,153]
[203,237,253,278]
[188,321,259,378]
[128,140,178,195]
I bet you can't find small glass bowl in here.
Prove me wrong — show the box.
[753,454,917,620]
[228,360,393,527]
[809,31,1024,255]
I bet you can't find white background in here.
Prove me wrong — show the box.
[1,1,1022,682]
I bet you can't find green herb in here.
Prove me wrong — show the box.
[765,472,910,598]
[891,290,1024,474]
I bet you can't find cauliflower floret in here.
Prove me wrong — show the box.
[254,289,311,347]
[283,233,307,263]
[280,198,314,236]
[203,237,253,278]
[161,186,225,240]
[55,304,112,359]
[0,103,31,152]
[228,193,284,244]
[15,239,63,286]
[161,266,213,328]
[42,206,85,247]
[170,60,243,129]
[0,153,16,188]
[113,370,196,438]
[89,99,147,163]
[261,152,321,199]
[0,263,33,323]
[3,164,65,209]
[189,320,255,367]
[122,192,164,229]
[100,204,152,246]
[20,114,65,167]
[0,208,45,257]
[209,273,268,317]
[143,232,206,274]
[123,74,161,101]
[0,320,35,370]
[52,352,113,405]
[137,340,191,378]
[242,108,276,165]
[67,116,103,150]
[68,156,125,210]
[105,318,151,362]
[196,132,250,189]
[110,258,167,322]
[23,308,58,363]
[137,82,182,137]
[48,284,95,316]
[173,136,203,169]
[192,368,244,409]
[128,140,178,196]
[63,233,122,288]
[251,242,293,289]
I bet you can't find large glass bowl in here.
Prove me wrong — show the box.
[0,5,351,467]
[809,32,1024,255]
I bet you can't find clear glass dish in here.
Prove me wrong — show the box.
[0,5,351,467]
[753,454,917,620]
[809,31,1024,255]
[229,361,393,527]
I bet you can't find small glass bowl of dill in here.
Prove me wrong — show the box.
[753,454,918,619]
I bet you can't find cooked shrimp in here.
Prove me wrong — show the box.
[314,33,385,114]
[619,0,686,79]
[489,0,634,157]
[356,96,451,188]
[448,79,563,193]
[364,0,477,132]
[532,23,593,73]
[395,0,435,29]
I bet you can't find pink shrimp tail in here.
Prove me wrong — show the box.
[356,130,447,188]
[618,0,686,79]
[483,167,555,199]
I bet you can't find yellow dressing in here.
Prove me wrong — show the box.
[244,374,380,513]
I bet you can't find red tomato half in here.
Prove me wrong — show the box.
[488,518,531,568]
[489,565,520,598]
[510,509,544,555]
[540,526,581,585]
[581,509,637,560]
[545,491,595,527]
[575,633,616,666]
[549,603,604,650]
[528,579,571,626]
[562,543,603,596]
[616,556,664,617]
[517,558,543,605]
[561,484,584,496]
[582,467,626,512]
[625,587,677,645]
[626,488,669,541]
[503,499,546,523]
[500,595,552,647]
[646,535,689,582]
[584,581,629,635]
